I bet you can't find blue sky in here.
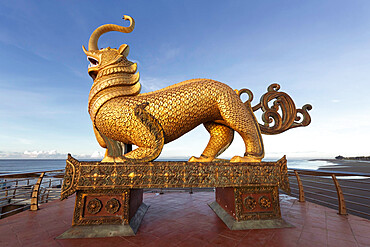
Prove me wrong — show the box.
[1,0,370,159]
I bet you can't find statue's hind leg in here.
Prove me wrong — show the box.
[218,95,264,162]
[189,122,234,162]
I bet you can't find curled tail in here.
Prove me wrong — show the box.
[235,84,312,135]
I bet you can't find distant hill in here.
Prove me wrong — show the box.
[335,155,370,161]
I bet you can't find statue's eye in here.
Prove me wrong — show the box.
[87,56,99,67]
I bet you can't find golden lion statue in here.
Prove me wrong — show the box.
[83,15,311,163]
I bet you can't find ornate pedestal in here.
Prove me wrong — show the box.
[209,186,292,230]
[59,154,291,238]
[57,189,148,238]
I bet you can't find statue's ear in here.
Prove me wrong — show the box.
[118,44,130,57]
[82,45,88,55]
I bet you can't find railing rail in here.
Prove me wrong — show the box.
[0,169,65,178]
[0,169,64,218]
[288,168,370,219]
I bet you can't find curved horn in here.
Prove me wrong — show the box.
[88,15,135,51]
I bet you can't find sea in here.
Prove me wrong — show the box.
[0,158,336,175]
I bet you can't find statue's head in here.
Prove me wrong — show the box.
[82,15,137,81]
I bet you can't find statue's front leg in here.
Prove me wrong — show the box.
[93,126,118,162]
[97,131,126,162]
[93,126,107,149]
[102,143,132,162]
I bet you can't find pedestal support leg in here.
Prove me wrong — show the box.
[209,186,293,230]
[57,189,148,238]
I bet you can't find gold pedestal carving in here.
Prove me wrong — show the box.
[216,186,280,221]
[73,188,143,226]
[61,155,290,198]
[58,186,148,238]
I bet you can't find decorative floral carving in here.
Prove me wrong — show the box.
[86,198,102,214]
[234,186,280,220]
[73,189,130,226]
[105,198,121,214]
[259,196,271,209]
[244,196,257,210]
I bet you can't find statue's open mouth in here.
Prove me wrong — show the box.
[89,70,98,80]
[87,56,99,80]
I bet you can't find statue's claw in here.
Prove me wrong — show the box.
[230,156,261,163]
[101,154,127,163]
[114,156,126,163]
[101,156,115,163]
[188,156,214,162]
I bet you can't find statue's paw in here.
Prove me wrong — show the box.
[114,156,125,163]
[188,156,214,162]
[102,156,115,163]
[230,156,262,163]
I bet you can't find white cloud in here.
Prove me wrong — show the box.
[0,150,66,159]
[0,150,104,160]
[23,150,65,158]
[90,151,104,159]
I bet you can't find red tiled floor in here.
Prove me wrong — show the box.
[237,229,276,247]
[327,237,359,247]
[355,235,370,247]
[0,192,369,247]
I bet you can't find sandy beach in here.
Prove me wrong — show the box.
[288,159,370,220]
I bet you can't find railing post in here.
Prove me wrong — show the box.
[13,180,18,199]
[5,179,8,197]
[46,189,50,203]
[331,174,347,215]
[294,171,305,202]
[40,188,45,203]
[30,172,45,211]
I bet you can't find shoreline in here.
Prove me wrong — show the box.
[309,159,370,174]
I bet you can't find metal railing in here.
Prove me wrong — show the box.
[287,168,370,219]
[0,169,64,218]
